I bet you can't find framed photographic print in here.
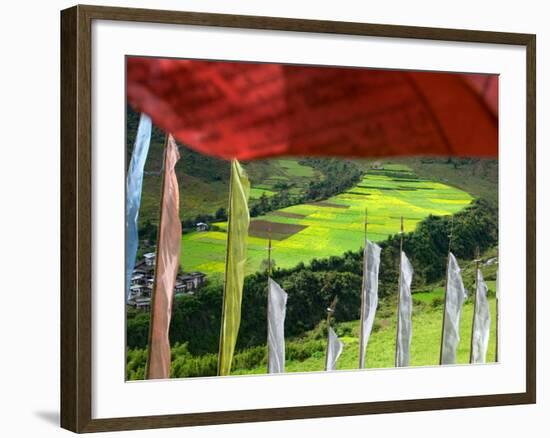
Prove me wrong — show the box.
[60,4,536,433]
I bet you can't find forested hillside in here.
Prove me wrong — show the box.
[127,199,497,356]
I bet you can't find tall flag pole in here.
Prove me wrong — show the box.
[359,209,381,369]
[125,113,152,302]
[395,216,414,367]
[145,134,181,379]
[439,216,467,365]
[469,248,480,363]
[267,232,288,374]
[267,226,273,277]
[439,216,453,365]
[217,159,251,376]
[470,249,491,363]
[325,297,343,371]
[358,209,368,369]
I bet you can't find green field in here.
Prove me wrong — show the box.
[395,158,498,207]
[246,159,321,200]
[138,153,322,225]
[249,187,276,199]
[180,165,473,277]
[231,291,498,376]
[245,158,321,193]
[126,281,498,380]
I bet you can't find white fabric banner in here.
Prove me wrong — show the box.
[125,113,152,302]
[267,279,288,373]
[326,326,343,371]
[396,251,413,367]
[441,252,467,365]
[471,269,491,363]
[360,240,382,367]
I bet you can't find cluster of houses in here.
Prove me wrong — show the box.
[127,252,207,311]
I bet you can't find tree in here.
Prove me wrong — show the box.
[215,207,227,220]
[259,193,269,211]
[260,257,276,274]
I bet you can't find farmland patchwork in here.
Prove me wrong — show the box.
[180,164,473,277]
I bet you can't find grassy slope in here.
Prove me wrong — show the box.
[233,299,497,375]
[230,250,498,375]
[137,151,322,224]
[400,158,498,207]
[343,159,497,206]
[126,247,499,380]
[136,143,322,225]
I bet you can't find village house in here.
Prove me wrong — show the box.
[127,253,207,308]
[132,297,152,311]
[196,222,209,232]
[129,284,145,297]
[143,252,156,266]
[131,273,144,285]
[180,272,207,291]
[174,281,186,294]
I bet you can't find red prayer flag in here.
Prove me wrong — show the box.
[146,135,181,379]
[127,58,497,160]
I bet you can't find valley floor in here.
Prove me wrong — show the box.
[180,164,473,278]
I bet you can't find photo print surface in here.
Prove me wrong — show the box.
[124,57,499,381]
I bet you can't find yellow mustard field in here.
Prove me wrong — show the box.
[180,166,473,277]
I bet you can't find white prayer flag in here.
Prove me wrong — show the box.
[471,269,491,363]
[396,251,413,367]
[395,251,414,367]
[267,279,288,373]
[359,240,381,368]
[125,113,152,302]
[326,326,343,371]
[441,252,467,365]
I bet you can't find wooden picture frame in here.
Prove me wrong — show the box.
[60,4,536,433]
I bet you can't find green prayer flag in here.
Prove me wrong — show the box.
[218,159,250,376]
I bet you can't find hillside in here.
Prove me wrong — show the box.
[126,248,499,379]
[401,157,498,207]
[127,203,498,363]
[126,107,324,225]
[127,107,497,234]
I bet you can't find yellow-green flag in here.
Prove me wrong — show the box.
[218,159,250,376]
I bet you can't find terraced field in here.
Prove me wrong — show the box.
[248,187,276,199]
[180,164,473,277]
[245,158,321,198]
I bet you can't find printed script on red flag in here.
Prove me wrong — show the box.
[127,58,498,161]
